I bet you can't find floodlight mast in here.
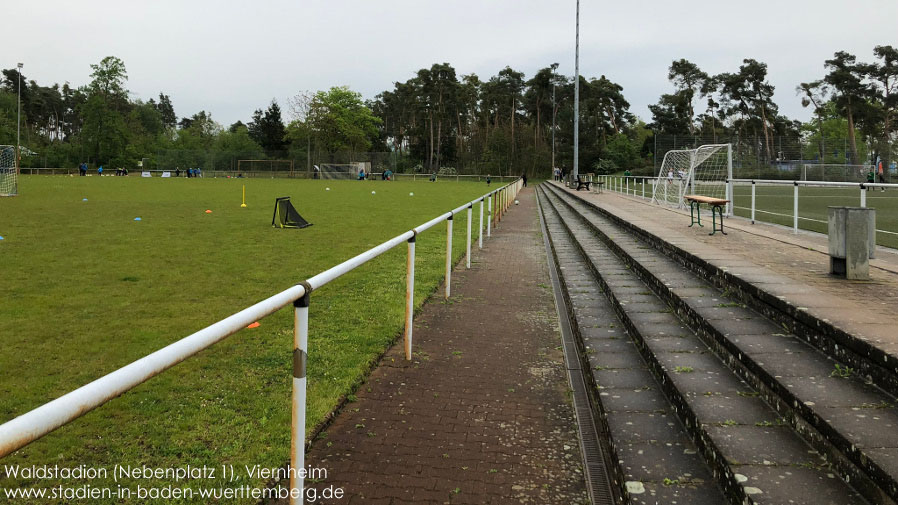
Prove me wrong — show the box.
[16,63,22,175]
[551,62,559,175]
[573,1,580,180]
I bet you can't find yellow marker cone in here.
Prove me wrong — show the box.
[241,184,247,208]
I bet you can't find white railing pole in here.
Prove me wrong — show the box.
[793,182,799,234]
[861,186,867,207]
[751,181,755,224]
[404,237,415,360]
[642,179,645,199]
[466,205,472,269]
[478,199,484,249]
[726,179,734,217]
[445,216,453,299]
[291,290,310,505]
[487,192,492,237]
[626,177,629,195]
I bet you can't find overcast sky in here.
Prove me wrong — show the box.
[8,0,898,128]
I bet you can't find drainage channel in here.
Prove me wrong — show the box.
[543,182,895,504]
[537,188,619,505]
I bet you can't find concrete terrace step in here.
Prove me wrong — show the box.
[539,189,727,504]
[539,185,871,505]
[544,182,898,504]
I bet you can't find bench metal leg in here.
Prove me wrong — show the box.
[688,201,703,228]
[710,205,727,236]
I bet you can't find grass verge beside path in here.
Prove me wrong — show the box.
[0,175,495,504]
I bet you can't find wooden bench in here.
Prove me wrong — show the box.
[575,178,592,191]
[684,195,730,236]
[575,176,592,191]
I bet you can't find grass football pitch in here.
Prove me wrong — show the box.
[0,175,497,502]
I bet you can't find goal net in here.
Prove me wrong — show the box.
[317,162,370,180]
[237,159,294,174]
[0,145,17,197]
[651,144,731,210]
[801,163,869,183]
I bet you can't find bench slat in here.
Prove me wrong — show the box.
[684,194,729,205]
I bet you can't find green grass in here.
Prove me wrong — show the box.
[0,175,495,503]
[731,184,898,249]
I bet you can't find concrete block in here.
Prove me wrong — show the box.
[828,207,875,280]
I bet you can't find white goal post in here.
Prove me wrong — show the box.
[0,145,18,197]
[801,163,869,183]
[236,159,295,174]
[651,144,732,215]
[316,162,371,179]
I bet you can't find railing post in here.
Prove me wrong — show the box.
[726,178,734,217]
[642,179,645,199]
[626,177,629,195]
[487,192,492,237]
[478,199,484,249]
[861,185,867,207]
[291,288,310,505]
[405,237,415,360]
[751,180,755,224]
[445,215,453,299]
[466,205,472,269]
[793,182,799,234]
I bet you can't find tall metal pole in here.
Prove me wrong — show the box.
[16,63,23,175]
[573,0,580,179]
[551,63,558,175]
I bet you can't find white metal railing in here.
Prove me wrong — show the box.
[594,175,656,201]
[0,178,523,505]
[568,175,898,244]
[729,178,898,238]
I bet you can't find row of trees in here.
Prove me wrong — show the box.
[1,46,895,177]
[366,64,648,176]
[0,56,649,176]
[650,46,897,167]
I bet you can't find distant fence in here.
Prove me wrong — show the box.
[17,168,519,183]
[653,134,897,181]
[0,178,523,505]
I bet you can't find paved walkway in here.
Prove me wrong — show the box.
[287,187,589,505]
[554,182,898,357]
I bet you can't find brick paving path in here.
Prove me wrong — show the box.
[285,187,589,505]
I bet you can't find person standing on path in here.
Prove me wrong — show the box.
[522,173,527,187]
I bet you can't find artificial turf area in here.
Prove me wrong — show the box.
[730,184,898,249]
[0,175,498,503]
[606,178,898,249]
